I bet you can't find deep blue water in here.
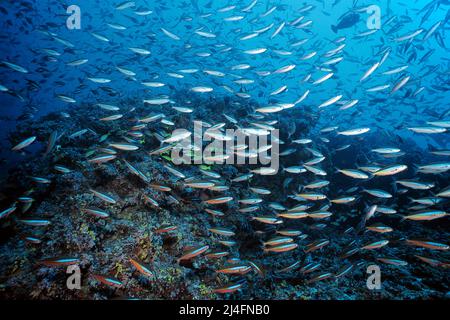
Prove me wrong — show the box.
[0,1,449,151]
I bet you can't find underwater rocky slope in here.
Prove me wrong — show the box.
[0,96,448,300]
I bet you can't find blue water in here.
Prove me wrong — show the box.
[0,1,449,159]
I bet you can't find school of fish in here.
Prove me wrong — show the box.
[0,0,449,299]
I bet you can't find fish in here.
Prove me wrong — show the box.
[406,240,449,251]
[409,127,447,134]
[83,208,110,218]
[318,95,343,108]
[161,28,180,41]
[90,189,117,204]
[216,265,251,275]
[0,206,16,219]
[209,227,235,237]
[396,180,434,190]
[67,59,88,66]
[213,282,243,294]
[373,165,408,176]
[44,131,58,156]
[367,223,393,233]
[116,1,135,10]
[144,98,171,105]
[154,225,177,234]
[88,155,117,164]
[1,60,28,73]
[360,62,380,82]
[331,12,360,33]
[19,219,51,227]
[11,136,36,151]
[337,128,370,136]
[377,258,408,266]
[361,240,389,250]
[109,143,139,151]
[178,245,209,262]
[39,257,80,267]
[92,274,123,288]
[402,211,448,221]
[129,258,153,278]
[264,243,298,253]
[417,163,450,174]
[204,197,233,205]
[305,239,330,253]
[338,169,369,179]
[307,272,333,284]
[88,77,111,84]
[129,48,151,55]
[364,189,393,198]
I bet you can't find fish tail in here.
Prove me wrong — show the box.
[391,180,398,193]
[331,25,338,33]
